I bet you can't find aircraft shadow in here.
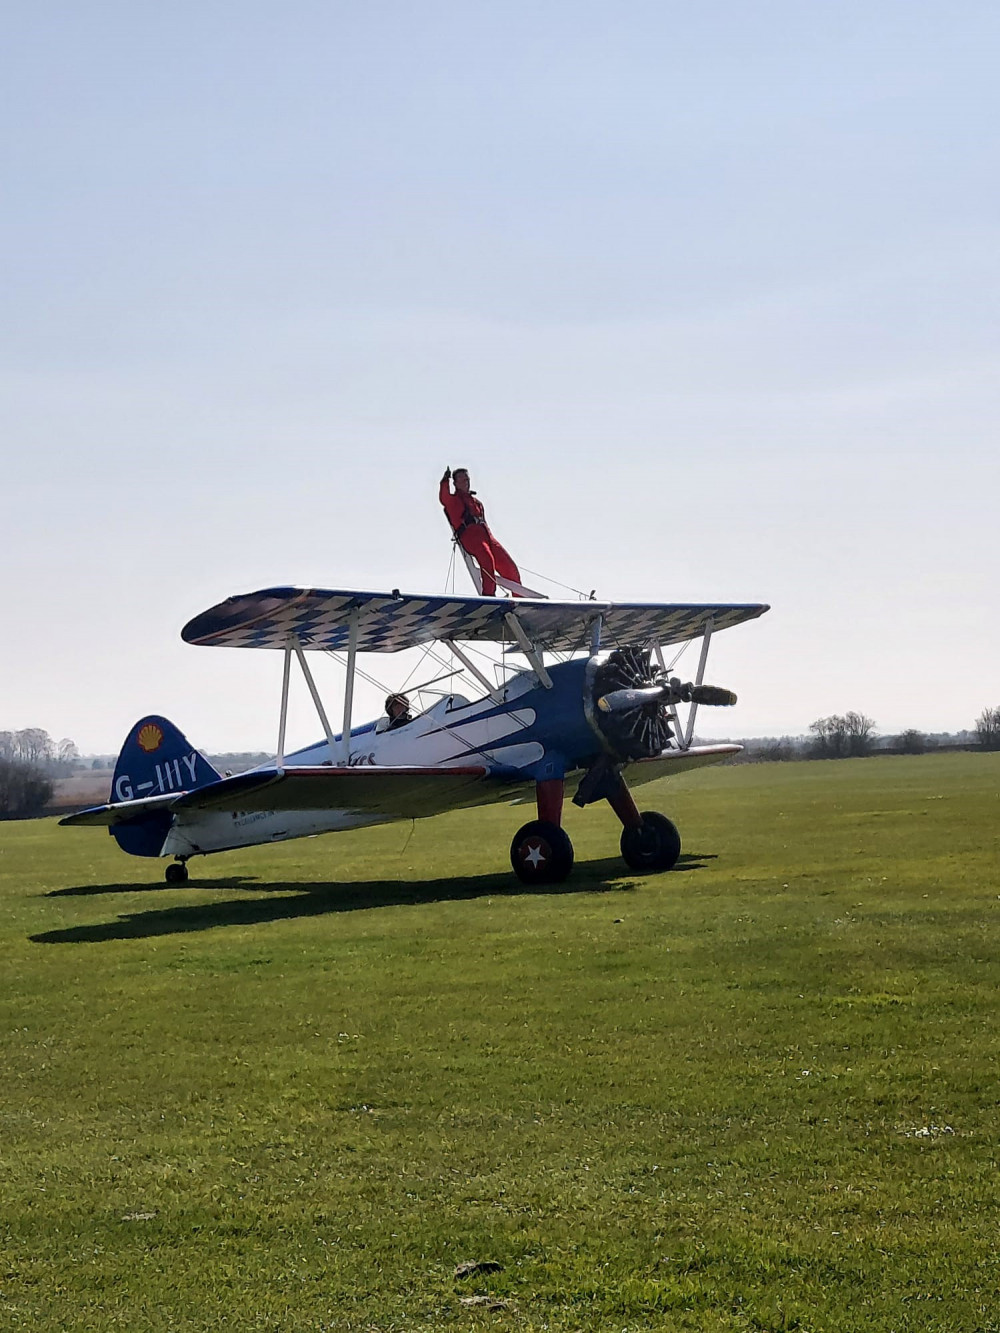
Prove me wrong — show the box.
[31,854,712,946]
[46,876,261,898]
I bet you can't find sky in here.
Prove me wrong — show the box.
[3,1,998,756]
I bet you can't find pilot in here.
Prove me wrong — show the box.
[378,692,412,732]
[439,466,525,597]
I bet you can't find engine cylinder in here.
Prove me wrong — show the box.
[585,648,674,760]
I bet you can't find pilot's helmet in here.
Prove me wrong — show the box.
[385,692,409,714]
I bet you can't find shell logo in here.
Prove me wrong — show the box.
[137,723,164,753]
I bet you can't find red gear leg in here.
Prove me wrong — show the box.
[606,774,643,830]
[535,778,564,825]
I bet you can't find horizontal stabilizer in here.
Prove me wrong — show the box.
[59,792,182,828]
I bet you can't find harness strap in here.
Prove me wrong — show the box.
[455,515,485,537]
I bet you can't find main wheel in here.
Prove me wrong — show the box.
[510,820,574,885]
[620,812,681,872]
[165,861,189,885]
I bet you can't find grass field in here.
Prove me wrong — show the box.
[2,753,999,1331]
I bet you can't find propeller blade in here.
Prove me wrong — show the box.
[596,682,738,713]
[597,686,669,714]
[688,684,738,706]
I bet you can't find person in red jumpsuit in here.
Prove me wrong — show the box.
[439,467,524,597]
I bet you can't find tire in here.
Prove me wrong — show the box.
[164,861,189,885]
[510,820,575,885]
[620,811,681,872]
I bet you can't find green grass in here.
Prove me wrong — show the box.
[2,753,999,1331]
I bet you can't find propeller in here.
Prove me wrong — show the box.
[587,649,736,762]
[597,679,737,715]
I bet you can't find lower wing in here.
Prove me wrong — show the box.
[626,744,741,787]
[62,764,518,827]
[174,764,508,819]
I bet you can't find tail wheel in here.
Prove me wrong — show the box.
[165,861,189,885]
[510,820,574,885]
[620,812,681,872]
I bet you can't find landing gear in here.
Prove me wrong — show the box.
[164,859,189,885]
[511,778,574,884]
[620,811,681,872]
[510,820,574,885]
[576,759,682,873]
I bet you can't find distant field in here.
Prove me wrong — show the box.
[47,770,113,814]
[2,753,998,1331]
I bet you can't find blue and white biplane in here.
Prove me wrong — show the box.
[62,587,769,885]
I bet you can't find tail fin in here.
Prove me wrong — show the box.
[110,716,220,857]
[112,716,220,804]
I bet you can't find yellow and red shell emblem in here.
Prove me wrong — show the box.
[136,723,164,753]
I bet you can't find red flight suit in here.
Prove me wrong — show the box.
[439,478,523,597]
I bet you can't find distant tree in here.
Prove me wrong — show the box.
[896,729,926,754]
[809,713,878,758]
[0,758,53,819]
[0,731,14,760]
[843,711,877,756]
[809,715,847,758]
[57,738,80,764]
[15,728,52,765]
[975,706,1000,751]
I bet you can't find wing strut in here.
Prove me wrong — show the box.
[683,618,714,748]
[341,607,360,764]
[294,637,338,757]
[590,614,603,655]
[651,641,683,748]
[443,640,504,704]
[503,612,553,689]
[277,637,293,765]
[276,633,343,765]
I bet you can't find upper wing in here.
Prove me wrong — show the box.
[181,586,769,654]
[625,744,742,787]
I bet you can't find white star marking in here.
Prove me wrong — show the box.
[523,841,547,868]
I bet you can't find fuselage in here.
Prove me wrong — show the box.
[160,657,601,859]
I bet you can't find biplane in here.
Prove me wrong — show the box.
[62,587,769,885]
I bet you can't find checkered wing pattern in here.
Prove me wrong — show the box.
[181,587,768,653]
[596,603,769,649]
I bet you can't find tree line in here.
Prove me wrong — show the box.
[735,704,1000,763]
[0,728,81,819]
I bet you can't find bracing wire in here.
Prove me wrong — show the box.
[445,540,458,595]
[517,563,594,600]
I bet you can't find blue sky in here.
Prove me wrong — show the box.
[3,2,997,752]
